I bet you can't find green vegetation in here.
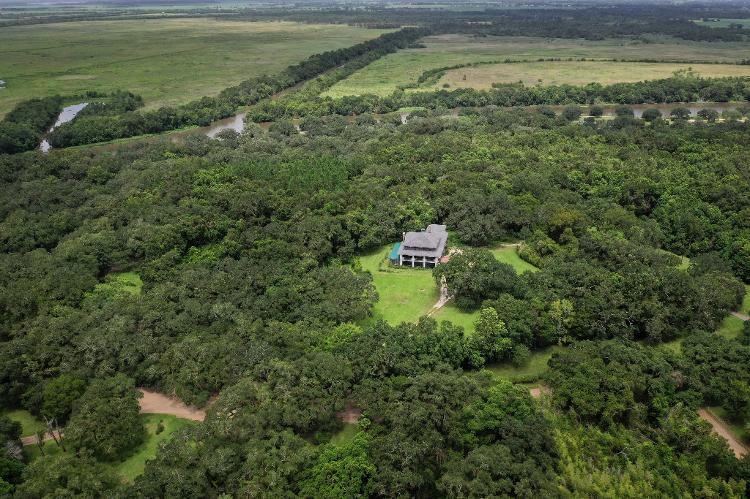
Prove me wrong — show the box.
[24,414,193,483]
[358,247,438,326]
[717,315,746,339]
[329,422,360,445]
[490,245,538,273]
[437,61,750,90]
[488,345,566,382]
[2,410,44,437]
[324,34,750,97]
[114,414,194,482]
[0,19,389,117]
[694,18,750,28]
[4,5,750,497]
[88,271,143,298]
[707,406,750,445]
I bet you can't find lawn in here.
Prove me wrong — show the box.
[360,243,537,332]
[324,34,750,97]
[359,246,440,326]
[3,409,45,437]
[24,414,194,482]
[742,285,750,314]
[114,414,194,482]
[490,245,539,274]
[0,19,390,117]
[436,61,750,91]
[330,423,359,445]
[487,345,566,382]
[716,315,745,340]
[89,271,143,297]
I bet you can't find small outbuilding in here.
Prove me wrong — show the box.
[397,224,448,268]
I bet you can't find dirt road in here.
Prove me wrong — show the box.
[138,389,206,421]
[698,408,748,458]
[731,311,749,321]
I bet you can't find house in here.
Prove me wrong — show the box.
[396,224,448,268]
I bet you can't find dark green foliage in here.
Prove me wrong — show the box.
[434,249,518,310]
[14,453,120,499]
[641,108,662,121]
[64,375,144,461]
[41,374,86,423]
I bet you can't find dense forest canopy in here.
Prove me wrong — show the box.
[2,2,750,497]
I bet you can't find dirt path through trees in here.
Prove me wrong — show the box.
[138,389,206,421]
[731,311,749,321]
[698,408,748,458]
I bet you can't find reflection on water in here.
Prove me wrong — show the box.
[204,113,247,138]
[40,102,88,153]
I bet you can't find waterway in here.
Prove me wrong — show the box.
[39,102,88,153]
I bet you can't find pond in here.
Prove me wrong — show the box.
[39,102,88,153]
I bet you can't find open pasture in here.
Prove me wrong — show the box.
[0,19,389,117]
[324,34,750,97]
[436,61,750,90]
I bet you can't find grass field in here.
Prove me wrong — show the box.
[488,345,566,382]
[359,246,439,326]
[324,34,750,97]
[717,315,746,340]
[23,414,194,482]
[360,243,537,334]
[0,19,390,117]
[436,61,750,90]
[693,18,750,28]
[3,409,45,437]
[115,414,193,482]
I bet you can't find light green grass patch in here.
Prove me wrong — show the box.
[487,345,566,382]
[3,409,45,437]
[23,414,194,482]
[90,271,143,297]
[114,414,194,482]
[490,245,538,273]
[716,315,745,340]
[742,285,750,314]
[436,61,750,91]
[432,303,481,335]
[0,19,390,117]
[359,246,439,326]
[330,423,359,445]
[324,34,750,98]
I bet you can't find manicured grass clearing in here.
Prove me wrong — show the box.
[24,414,194,482]
[707,406,750,445]
[360,243,536,334]
[115,414,193,482]
[716,315,745,340]
[490,245,539,274]
[89,271,143,297]
[436,61,750,90]
[742,285,750,314]
[3,409,45,437]
[330,423,359,445]
[324,34,750,97]
[359,247,439,326]
[487,345,566,382]
[0,19,390,117]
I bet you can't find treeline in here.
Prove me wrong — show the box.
[249,75,750,120]
[0,96,62,154]
[45,27,428,149]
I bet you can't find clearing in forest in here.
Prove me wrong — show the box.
[436,61,750,90]
[0,19,390,117]
[324,34,750,97]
